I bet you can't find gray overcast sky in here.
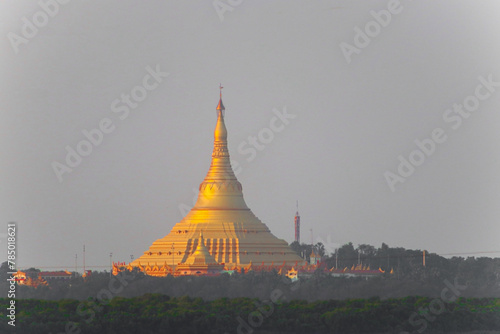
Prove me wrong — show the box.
[1,0,500,271]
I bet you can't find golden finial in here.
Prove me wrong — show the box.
[217,84,225,111]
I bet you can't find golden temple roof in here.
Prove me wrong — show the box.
[182,233,218,265]
[129,90,306,275]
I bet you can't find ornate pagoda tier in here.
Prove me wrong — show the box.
[129,93,305,275]
[175,233,224,276]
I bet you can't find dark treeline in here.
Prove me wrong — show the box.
[5,269,500,302]
[1,242,499,301]
[1,294,499,334]
[293,241,500,288]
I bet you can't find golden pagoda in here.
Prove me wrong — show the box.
[129,91,305,276]
[175,233,224,276]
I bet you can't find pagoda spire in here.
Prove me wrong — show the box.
[217,83,225,112]
[190,88,249,211]
[193,231,207,255]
